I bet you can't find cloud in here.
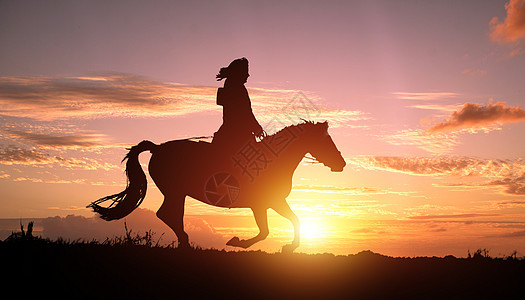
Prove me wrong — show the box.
[392,92,460,101]
[427,102,525,133]
[0,145,117,170]
[497,200,525,208]
[0,74,217,120]
[252,90,369,131]
[350,156,525,195]
[291,184,420,198]
[5,129,106,148]
[489,0,525,44]
[352,156,524,178]
[408,213,499,220]
[0,74,364,130]
[380,129,460,154]
[0,146,51,165]
[486,172,525,195]
[381,101,525,153]
[351,156,483,176]
[407,104,461,112]
[292,184,381,195]
[39,209,227,248]
[461,69,488,77]
[498,229,525,237]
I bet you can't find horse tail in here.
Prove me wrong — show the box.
[88,140,157,221]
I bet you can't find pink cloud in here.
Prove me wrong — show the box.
[427,102,525,133]
[392,92,460,101]
[0,74,363,129]
[0,74,217,120]
[350,156,525,195]
[489,0,525,44]
[461,69,488,77]
[380,129,460,154]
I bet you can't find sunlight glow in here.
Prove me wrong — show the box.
[301,218,324,239]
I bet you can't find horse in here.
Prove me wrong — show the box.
[88,121,346,252]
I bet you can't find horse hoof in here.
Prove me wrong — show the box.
[281,244,297,254]
[177,242,192,250]
[226,236,241,247]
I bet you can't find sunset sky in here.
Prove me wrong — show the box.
[1,0,525,257]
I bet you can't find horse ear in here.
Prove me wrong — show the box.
[321,121,329,130]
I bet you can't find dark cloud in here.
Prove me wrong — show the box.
[5,129,105,148]
[40,208,226,248]
[500,229,525,237]
[427,102,525,133]
[497,200,525,207]
[486,172,525,195]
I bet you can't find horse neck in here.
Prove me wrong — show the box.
[268,126,310,173]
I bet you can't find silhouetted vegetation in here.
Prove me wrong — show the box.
[2,225,525,299]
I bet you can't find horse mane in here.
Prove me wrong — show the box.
[261,120,324,141]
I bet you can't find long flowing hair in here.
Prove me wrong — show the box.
[216,57,249,81]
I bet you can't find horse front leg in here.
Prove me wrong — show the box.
[226,207,269,249]
[272,200,300,253]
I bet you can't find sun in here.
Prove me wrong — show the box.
[301,218,324,239]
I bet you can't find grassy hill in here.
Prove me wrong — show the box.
[2,228,524,299]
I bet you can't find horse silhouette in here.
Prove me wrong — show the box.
[89,121,345,252]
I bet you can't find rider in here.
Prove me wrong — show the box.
[213,57,265,150]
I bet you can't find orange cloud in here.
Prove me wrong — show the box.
[427,102,525,133]
[489,0,525,44]
[0,146,50,165]
[408,213,498,220]
[292,184,381,195]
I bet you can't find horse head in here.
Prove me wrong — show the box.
[302,121,346,172]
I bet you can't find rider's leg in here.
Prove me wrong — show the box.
[272,200,300,252]
[227,206,269,248]
[156,194,190,248]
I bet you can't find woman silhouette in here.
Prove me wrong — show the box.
[213,57,264,150]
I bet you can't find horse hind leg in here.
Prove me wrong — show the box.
[226,207,269,249]
[156,193,190,249]
[272,200,300,253]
